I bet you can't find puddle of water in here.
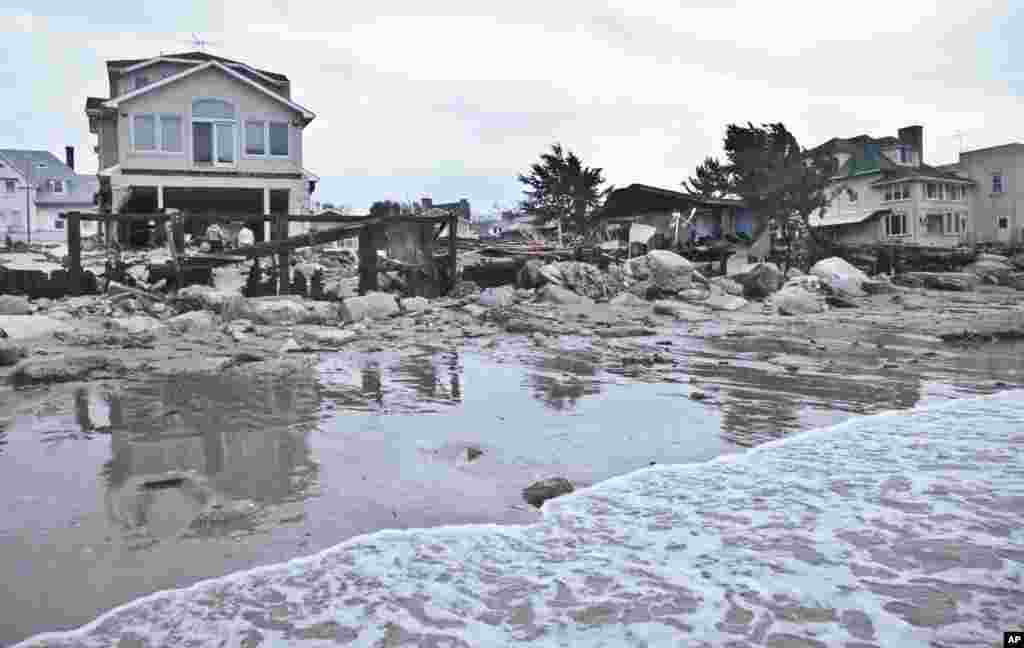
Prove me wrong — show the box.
[1,337,1023,644]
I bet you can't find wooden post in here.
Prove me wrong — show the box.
[66,212,82,295]
[171,211,185,289]
[448,211,458,294]
[275,211,290,295]
[358,224,378,295]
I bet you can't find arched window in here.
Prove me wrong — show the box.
[191,99,236,166]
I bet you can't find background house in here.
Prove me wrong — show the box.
[597,184,768,254]
[0,147,99,243]
[811,126,975,247]
[84,51,318,244]
[943,143,1024,246]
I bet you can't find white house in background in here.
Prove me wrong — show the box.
[84,51,318,241]
[941,143,1024,246]
[0,147,100,243]
[810,125,976,247]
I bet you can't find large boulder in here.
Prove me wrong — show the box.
[773,285,827,315]
[112,315,165,335]
[609,292,648,307]
[517,259,547,289]
[678,287,711,303]
[733,262,783,299]
[625,255,653,280]
[646,250,694,293]
[223,297,338,326]
[537,284,595,306]
[400,297,431,313]
[522,477,574,508]
[0,295,32,315]
[538,262,612,300]
[653,300,694,318]
[339,292,400,323]
[809,257,868,297]
[478,285,517,308]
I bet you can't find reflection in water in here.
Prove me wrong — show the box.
[527,351,603,411]
[94,370,321,541]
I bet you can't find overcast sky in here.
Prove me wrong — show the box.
[2,1,1021,216]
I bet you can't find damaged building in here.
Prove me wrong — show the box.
[84,51,319,244]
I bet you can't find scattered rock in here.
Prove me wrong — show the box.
[9,354,126,385]
[785,268,806,280]
[0,295,32,315]
[462,304,488,318]
[466,446,483,462]
[478,285,517,308]
[0,340,27,366]
[400,297,431,313]
[900,272,977,292]
[609,293,648,307]
[294,326,358,348]
[279,338,302,353]
[862,277,899,295]
[733,262,783,299]
[594,326,658,338]
[538,261,618,299]
[537,284,595,306]
[653,300,693,319]
[339,293,400,323]
[166,310,217,334]
[517,259,547,289]
[709,276,744,297]
[704,294,749,312]
[689,390,708,401]
[451,280,481,298]
[522,477,574,508]
[172,285,237,312]
[963,257,1015,285]
[678,287,711,303]
[112,315,165,335]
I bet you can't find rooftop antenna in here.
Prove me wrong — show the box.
[181,32,222,52]
[954,130,966,154]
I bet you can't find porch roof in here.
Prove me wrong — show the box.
[812,208,890,227]
[597,184,745,222]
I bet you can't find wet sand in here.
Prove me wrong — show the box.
[1,284,1023,644]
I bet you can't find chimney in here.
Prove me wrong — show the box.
[421,197,433,209]
[65,146,75,171]
[897,126,923,163]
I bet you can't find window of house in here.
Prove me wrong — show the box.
[55,218,64,230]
[51,179,64,193]
[245,121,265,155]
[192,99,235,166]
[926,213,943,234]
[244,120,290,157]
[887,182,910,201]
[999,217,1009,229]
[885,211,908,236]
[899,146,911,163]
[4,180,14,193]
[132,114,182,153]
[269,122,288,156]
[993,174,1003,193]
[926,183,936,199]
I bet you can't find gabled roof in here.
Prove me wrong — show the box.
[597,184,747,222]
[103,61,314,122]
[870,163,975,185]
[0,149,76,182]
[108,51,288,83]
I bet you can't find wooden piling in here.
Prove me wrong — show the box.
[358,224,379,295]
[274,212,290,295]
[448,211,458,294]
[65,213,82,295]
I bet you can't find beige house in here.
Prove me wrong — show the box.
[84,51,317,240]
[811,126,975,247]
[942,143,1024,246]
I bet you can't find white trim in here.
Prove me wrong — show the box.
[129,112,185,155]
[302,168,319,182]
[98,164,121,177]
[115,56,287,87]
[104,61,314,121]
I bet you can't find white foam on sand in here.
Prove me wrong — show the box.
[14,391,1024,647]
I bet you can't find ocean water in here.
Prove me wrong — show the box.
[13,389,1024,648]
